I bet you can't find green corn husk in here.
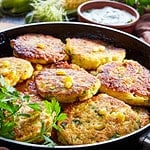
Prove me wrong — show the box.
[0,0,32,16]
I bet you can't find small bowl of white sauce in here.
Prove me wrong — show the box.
[77,0,140,33]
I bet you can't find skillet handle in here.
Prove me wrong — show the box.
[139,129,150,150]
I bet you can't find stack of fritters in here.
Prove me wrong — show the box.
[0,33,148,145]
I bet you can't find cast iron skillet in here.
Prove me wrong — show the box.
[0,22,149,150]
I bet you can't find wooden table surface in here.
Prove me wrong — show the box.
[0,16,24,30]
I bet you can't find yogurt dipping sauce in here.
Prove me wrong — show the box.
[82,6,136,25]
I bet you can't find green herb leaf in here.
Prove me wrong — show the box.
[125,0,136,6]
[18,113,31,117]
[43,135,56,147]
[0,75,32,140]
[40,121,46,135]
[139,0,150,5]
[27,103,42,112]
[52,123,62,132]
[0,121,15,139]
[43,100,52,115]
[23,95,30,102]
[56,113,67,121]
[124,0,150,14]
[0,75,66,145]
[51,98,61,116]
[43,98,67,132]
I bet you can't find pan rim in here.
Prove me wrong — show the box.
[0,21,149,149]
[0,123,149,148]
[0,21,149,46]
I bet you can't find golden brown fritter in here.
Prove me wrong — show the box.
[57,94,144,145]
[132,107,149,128]
[50,61,81,70]
[15,78,38,95]
[35,68,101,103]
[97,60,150,106]
[0,57,33,86]
[65,38,126,70]
[14,94,53,143]
[10,34,69,64]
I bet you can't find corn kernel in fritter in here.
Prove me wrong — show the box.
[63,76,73,89]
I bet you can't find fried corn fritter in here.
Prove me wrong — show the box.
[10,34,68,64]
[57,94,148,145]
[35,68,101,103]
[0,57,33,86]
[50,61,81,70]
[132,107,149,128]
[97,60,150,106]
[1,34,149,146]
[14,94,53,143]
[15,78,38,95]
[65,38,126,70]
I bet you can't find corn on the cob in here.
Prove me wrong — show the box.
[62,0,90,10]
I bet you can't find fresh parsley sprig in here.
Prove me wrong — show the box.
[0,75,67,146]
[0,75,29,138]
[43,98,67,132]
[24,98,67,146]
[116,0,150,14]
[125,0,150,14]
[0,75,42,139]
